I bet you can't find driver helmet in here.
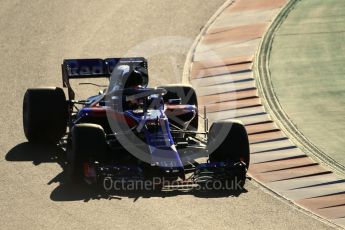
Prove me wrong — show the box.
[123,69,144,88]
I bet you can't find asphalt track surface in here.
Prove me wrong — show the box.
[270,0,345,167]
[0,1,334,229]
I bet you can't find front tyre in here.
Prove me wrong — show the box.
[207,121,250,189]
[208,121,250,167]
[67,123,107,183]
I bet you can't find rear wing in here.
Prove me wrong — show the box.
[61,57,148,99]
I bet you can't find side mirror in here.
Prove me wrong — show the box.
[168,98,181,105]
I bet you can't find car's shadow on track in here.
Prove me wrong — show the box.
[6,142,248,202]
[50,181,248,202]
[5,142,66,166]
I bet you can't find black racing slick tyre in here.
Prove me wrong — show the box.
[23,87,68,144]
[207,121,250,169]
[67,123,107,183]
[158,84,198,131]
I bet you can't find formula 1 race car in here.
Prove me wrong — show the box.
[23,57,250,190]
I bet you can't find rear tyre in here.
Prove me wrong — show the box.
[23,87,68,144]
[158,84,198,131]
[67,123,107,183]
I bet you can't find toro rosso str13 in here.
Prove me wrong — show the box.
[23,57,250,190]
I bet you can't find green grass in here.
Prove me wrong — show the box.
[270,0,345,166]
